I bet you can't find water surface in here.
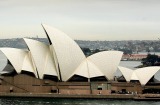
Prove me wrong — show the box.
[0,98,160,105]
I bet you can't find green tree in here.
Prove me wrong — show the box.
[142,54,159,66]
[81,47,91,56]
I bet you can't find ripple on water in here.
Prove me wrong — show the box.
[0,98,160,105]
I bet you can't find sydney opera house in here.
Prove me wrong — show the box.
[0,24,160,99]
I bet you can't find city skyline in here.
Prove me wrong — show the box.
[0,0,160,41]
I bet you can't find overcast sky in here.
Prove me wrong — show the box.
[0,0,160,40]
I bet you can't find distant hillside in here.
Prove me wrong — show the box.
[0,38,160,54]
[0,38,49,49]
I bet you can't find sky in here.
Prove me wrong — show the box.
[0,0,160,41]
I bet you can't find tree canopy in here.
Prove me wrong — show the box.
[141,54,160,66]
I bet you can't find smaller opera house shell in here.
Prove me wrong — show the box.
[0,24,160,96]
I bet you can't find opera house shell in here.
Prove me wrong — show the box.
[118,66,160,85]
[0,24,160,98]
[0,24,123,82]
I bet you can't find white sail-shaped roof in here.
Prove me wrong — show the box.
[42,24,86,81]
[24,38,58,79]
[135,67,160,85]
[88,51,123,80]
[0,48,36,75]
[130,72,139,81]
[72,59,104,79]
[22,52,38,78]
[118,66,134,82]
[49,45,60,79]
[71,60,89,78]
[88,59,105,78]
[43,46,58,77]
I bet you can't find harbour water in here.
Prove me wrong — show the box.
[0,98,160,105]
[0,52,160,104]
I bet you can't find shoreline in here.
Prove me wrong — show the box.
[0,93,160,101]
[0,93,134,99]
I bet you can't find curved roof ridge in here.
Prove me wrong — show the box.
[86,59,105,78]
[135,66,160,85]
[42,24,86,81]
[70,59,105,79]
[0,48,36,76]
[70,59,89,78]
[88,51,123,80]
[24,38,58,79]
[118,66,134,82]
